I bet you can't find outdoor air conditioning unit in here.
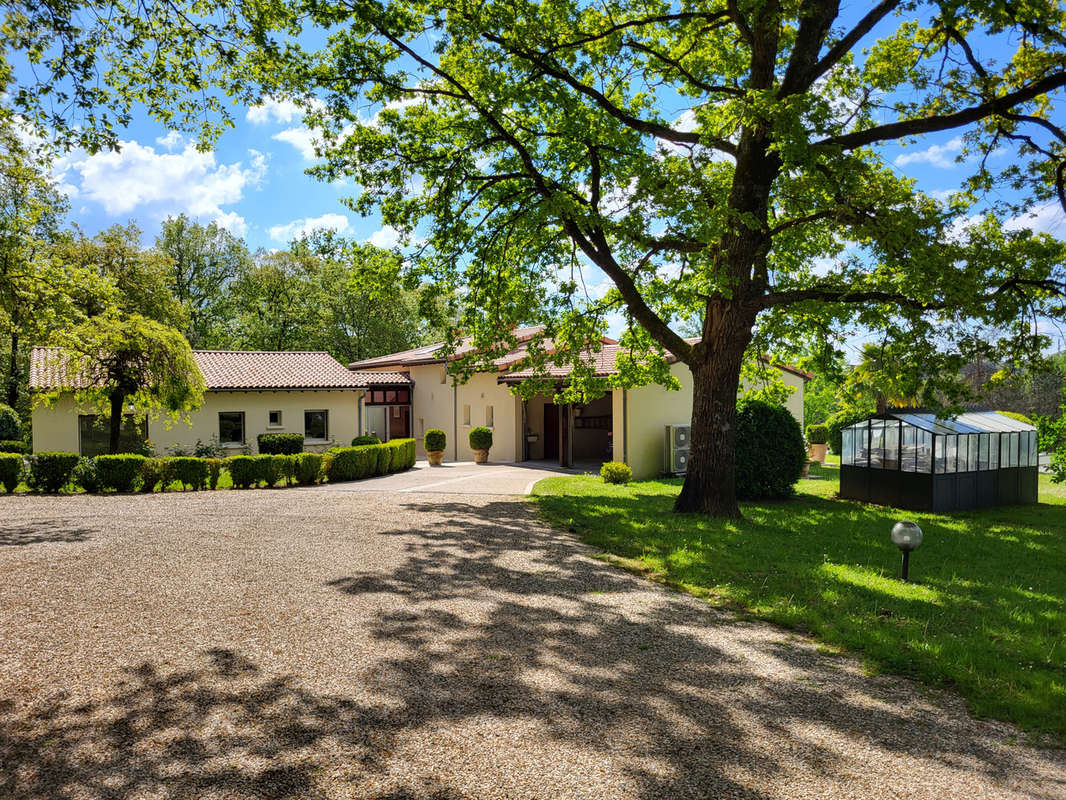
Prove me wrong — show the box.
[665,424,691,475]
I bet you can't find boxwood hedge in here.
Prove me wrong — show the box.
[140,458,169,493]
[0,440,27,454]
[352,435,380,446]
[28,452,80,493]
[95,454,147,492]
[294,452,323,485]
[228,455,260,488]
[258,432,303,455]
[0,453,22,493]
[165,457,209,490]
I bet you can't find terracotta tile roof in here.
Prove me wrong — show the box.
[30,347,411,391]
[349,325,549,368]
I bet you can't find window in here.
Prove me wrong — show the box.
[1030,431,1039,467]
[957,435,969,472]
[945,435,957,473]
[978,434,989,471]
[486,405,494,428]
[367,388,410,405]
[967,435,979,472]
[868,419,884,469]
[219,411,245,445]
[78,414,147,457]
[305,410,328,440]
[842,427,855,467]
[268,410,283,428]
[990,433,999,470]
[463,404,471,426]
[901,425,916,472]
[916,429,932,473]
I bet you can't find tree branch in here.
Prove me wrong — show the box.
[808,1,902,86]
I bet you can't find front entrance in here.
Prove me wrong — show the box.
[364,385,413,442]
[388,405,410,440]
[543,402,559,460]
[523,392,612,469]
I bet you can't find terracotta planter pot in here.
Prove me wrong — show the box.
[427,450,444,466]
[808,443,827,464]
[802,459,812,477]
[473,449,489,464]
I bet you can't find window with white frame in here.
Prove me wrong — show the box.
[268,410,283,427]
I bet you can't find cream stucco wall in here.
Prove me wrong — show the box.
[32,390,361,455]
[621,363,806,479]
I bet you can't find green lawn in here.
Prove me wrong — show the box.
[532,464,1066,743]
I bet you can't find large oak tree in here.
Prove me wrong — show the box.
[6,0,1066,514]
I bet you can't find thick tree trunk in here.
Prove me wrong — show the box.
[6,330,18,408]
[108,390,125,454]
[673,301,756,517]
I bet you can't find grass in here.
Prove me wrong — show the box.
[532,463,1066,743]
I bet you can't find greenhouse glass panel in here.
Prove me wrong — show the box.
[916,429,932,472]
[978,434,989,470]
[842,428,854,466]
[1010,432,1020,467]
[934,436,946,473]
[957,435,969,472]
[884,420,900,470]
[1001,433,1010,468]
[869,419,884,469]
[990,433,999,469]
[1030,431,1039,466]
[901,425,916,472]
[1020,431,1029,468]
[945,435,958,473]
[967,434,979,472]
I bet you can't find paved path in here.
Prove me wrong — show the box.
[304,460,575,495]
[0,490,1062,800]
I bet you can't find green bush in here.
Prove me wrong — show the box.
[227,455,260,488]
[352,435,380,446]
[0,453,21,492]
[205,458,223,490]
[294,452,323,485]
[386,438,415,471]
[600,461,633,484]
[140,458,168,493]
[0,404,20,441]
[276,454,296,486]
[253,454,280,487]
[324,446,373,482]
[0,440,27,454]
[28,452,80,493]
[72,458,101,493]
[469,426,493,451]
[374,444,392,475]
[735,399,806,499]
[827,408,872,455]
[997,409,1034,426]
[95,454,147,492]
[166,457,209,491]
[805,423,829,445]
[424,429,446,452]
[258,432,304,455]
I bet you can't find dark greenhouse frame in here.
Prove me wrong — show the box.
[839,411,1039,512]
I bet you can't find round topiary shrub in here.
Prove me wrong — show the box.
[469,426,493,451]
[424,429,446,452]
[0,453,22,493]
[734,399,806,500]
[600,461,632,485]
[805,423,829,445]
[351,435,381,446]
[0,404,20,442]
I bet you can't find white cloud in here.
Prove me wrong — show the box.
[1005,202,1066,236]
[272,127,321,161]
[155,131,183,151]
[366,225,402,248]
[54,140,268,221]
[894,137,963,168]
[246,97,306,126]
[213,211,248,238]
[268,212,351,243]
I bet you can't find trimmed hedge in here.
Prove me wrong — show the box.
[601,461,632,484]
[469,426,493,451]
[277,454,296,486]
[228,455,260,489]
[165,457,209,490]
[323,440,415,482]
[28,452,80,493]
[374,445,392,475]
[96,454,147,492]
[140,458,168,493]
[386,438,416,471]
[827,408,872,455]
[735,399,806,499]
[424,429,446,452]
[258,432,304,455]
[256,454,284,487]
[206,458,223,490]
[294,452,323,485]
[0,453,21,493]
[0,440,27,454]
[805,423,829,445]
[352,435,380,446]
[73,458,101,493]
[0,404,20,441]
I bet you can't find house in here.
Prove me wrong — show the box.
[351,327,810,479]
[29,348,410,457]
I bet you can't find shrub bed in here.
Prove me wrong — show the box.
[294,452,323,485]
[228,455,260,488]
[28,452,80,493]
[256,454,284,487]
[352,435,380,446]
[0,453,22,493]
[96,454,147,492]
[258,432,304,455]
[374,445,392,475]
[323,446,373,482]
[735,399,806,499]
[165,457,209,490]
[600,461,632,484]
[140,458,169,493]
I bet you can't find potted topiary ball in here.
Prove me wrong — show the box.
[424,429,447,466]
[806,423,829,464]
[469,426,493,464]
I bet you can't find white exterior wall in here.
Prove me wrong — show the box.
[621,363,806,479]
[32,390,362,455]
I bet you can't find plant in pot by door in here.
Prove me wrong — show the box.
[469,426,493,464]
[806,423,829,464]
[424,429,447,466]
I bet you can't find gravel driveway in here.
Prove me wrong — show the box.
[0,489,1062,800]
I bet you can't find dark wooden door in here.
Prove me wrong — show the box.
[389,406,410,440]
[543,403,559,460]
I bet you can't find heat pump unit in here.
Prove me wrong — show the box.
[665,424,691,475]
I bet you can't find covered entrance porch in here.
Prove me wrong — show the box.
[361,385,413,442]
[520,391,617,469]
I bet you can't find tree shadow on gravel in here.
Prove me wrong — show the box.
[0,520,93,546]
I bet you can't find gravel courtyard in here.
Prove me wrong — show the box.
[0,490,1063,800]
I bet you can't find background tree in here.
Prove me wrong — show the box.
[44,313,205,454]
[156,215,250,347]
[7,1,1066,515]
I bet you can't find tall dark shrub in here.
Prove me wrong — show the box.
[95,454,147,492]
[0,453,21,492]
[258,433,304,455]
[0,404,20,441]
[734,400,806,500]
[28,452,80,493]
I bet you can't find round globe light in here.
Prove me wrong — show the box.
[891,521,923,552]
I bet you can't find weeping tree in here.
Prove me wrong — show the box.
[7,0,1066,515]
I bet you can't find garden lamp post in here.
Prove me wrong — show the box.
[891,521,923,582]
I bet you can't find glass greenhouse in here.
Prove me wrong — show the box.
[840,411,1038,512]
